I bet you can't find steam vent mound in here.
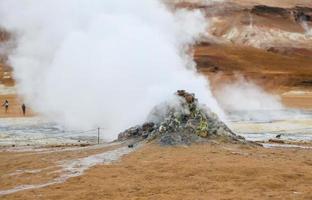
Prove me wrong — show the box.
[118,90,254,146]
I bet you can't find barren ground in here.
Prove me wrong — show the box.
[1,143,312,200]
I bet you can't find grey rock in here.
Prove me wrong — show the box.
[118,90,257,146]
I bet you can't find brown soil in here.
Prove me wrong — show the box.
[0,95,34,117]
[0,144,122,191]
[195,44,312,89]
[281,92,312,109]
[229,0,312,8]
[194,43,312,108]
[1,143,312,200]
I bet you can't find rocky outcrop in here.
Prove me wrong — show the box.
[251,5,290,18]
[293,6,312,22]
[118,90,255,146]
[251,5,312,23]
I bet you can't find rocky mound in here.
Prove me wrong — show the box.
[118,90,254,146]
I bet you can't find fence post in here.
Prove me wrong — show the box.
[97,127,100,144]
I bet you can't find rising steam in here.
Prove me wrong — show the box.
[301,20,312,36]
[0,0,223,140]
[215,76,283,111]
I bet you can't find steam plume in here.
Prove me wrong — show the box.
[0,0,223,140]
[215,76,283,111]
[301,20,312,36]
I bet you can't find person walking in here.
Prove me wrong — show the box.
[2,100,9,113]
[21,103,26,116]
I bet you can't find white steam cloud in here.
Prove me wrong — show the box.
[0,0,223,140]
[301,20,312,36]
[215,77,284,111]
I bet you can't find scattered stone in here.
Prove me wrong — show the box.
[142,122,155,132]
[118,90,258,146]
[118,126,142,141]
[79,143,90,147]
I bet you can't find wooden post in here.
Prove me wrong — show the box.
[97,127,100,144]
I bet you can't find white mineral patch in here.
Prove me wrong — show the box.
[282,90,312,96]
[0,143,139,196]
[262,143,312,149]
[0,117,99,147]
[0,85,16,95]
[221,26,312,49]
[230,117,312,142]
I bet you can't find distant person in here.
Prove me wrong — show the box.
[2,100,9,113]
[21,104,26,116]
